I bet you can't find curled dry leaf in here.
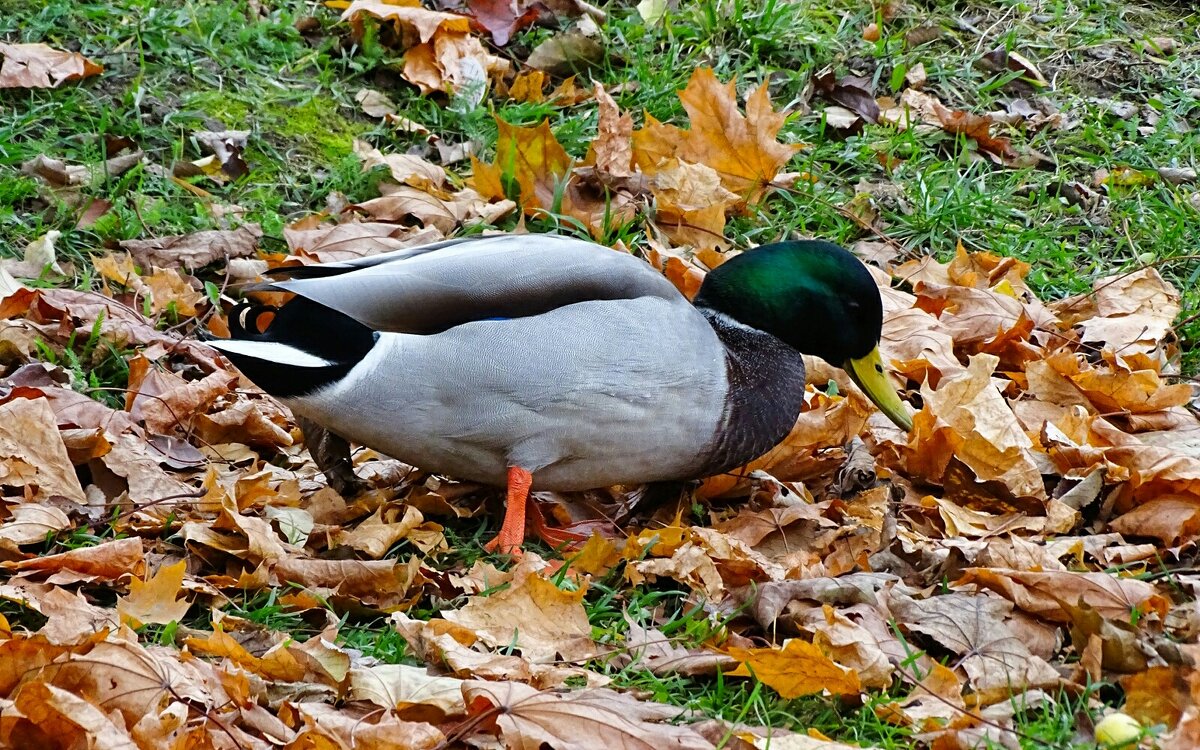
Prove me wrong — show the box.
[283,221,446,264]
[462,679,715,750]
[4,537,144,583]
[443,557,594,662]
[956,568,1168,623]
[907,354,1045,502]
[0,43,102,89]
[284,701,444,750]
[118,224,261,271]
[0,396,86,503]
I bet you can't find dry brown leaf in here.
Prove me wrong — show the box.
[910,354,1045,501]
[403,31,510,95]
[284,701,444,750]
[728,639,861,698]
[1044,350,1191,414]
[462,679,715,750]
[632,113,687,175]
[585,83,634,181]
[890,592,1061,698]
[282,220,445,264]
[341,0,471,43]
[1109,495,1200,545]
[4,536,144,583]
[677,68,803,203]
[526,31,606,77]
[348,663,466,720]
[0,396,85,503]
[650,161,738,251]
[0,504,71,546]
[0,43,102,89]
[333,504,428,558]
[185,624,307,681]
[443,558,594,662]
[956,568,1167,623]
[354,140,447,188]
[117,560,191,628]
[118,225,260,271]
[273,556,423,609]
[509,70,547,102]
[10,681,135,749]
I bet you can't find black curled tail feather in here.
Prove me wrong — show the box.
[228,300,279,338]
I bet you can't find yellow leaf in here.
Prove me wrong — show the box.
[677,67,804,203]
[509,70,546,103]
[728,639,861,698]
[470,118,573,214]
[570,533,621,576]
[117,560,191,628]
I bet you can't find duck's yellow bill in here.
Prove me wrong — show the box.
[844,347,913,431]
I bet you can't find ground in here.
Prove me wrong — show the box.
[2,1,1200,749]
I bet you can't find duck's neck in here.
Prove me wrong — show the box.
[697,307,808,476]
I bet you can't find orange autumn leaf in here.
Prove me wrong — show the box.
[631,112,686,175]
[728,638,861,698]
[117,560,191,628]
[470,118,573,214]
[677,67,804,203]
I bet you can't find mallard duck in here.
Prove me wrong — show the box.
[209,234,912,553]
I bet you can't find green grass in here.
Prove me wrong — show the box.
[3,0,1199,746]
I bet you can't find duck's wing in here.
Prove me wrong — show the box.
[258,233,684,333]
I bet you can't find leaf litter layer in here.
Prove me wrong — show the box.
[1,0,1200,748]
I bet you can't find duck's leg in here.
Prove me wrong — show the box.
[484,467,533,555]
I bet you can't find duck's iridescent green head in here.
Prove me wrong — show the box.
[694,240,912,431]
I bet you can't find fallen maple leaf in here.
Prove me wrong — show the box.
[0,396,86,503]
[957,568,1168,623]
[728,638,861,698]
[890,592,1061,699]
[118,225,261,271]
[471,117,573,213]
[348,663,466,720]
[117,560,191,628]
[284,701,444,750]
[462,679,715,750]
[0,43,102,89]
[677,68,804,203]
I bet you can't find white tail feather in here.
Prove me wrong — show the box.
[209,339,333,368]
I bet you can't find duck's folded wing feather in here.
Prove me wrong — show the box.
[258,234,684,333]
